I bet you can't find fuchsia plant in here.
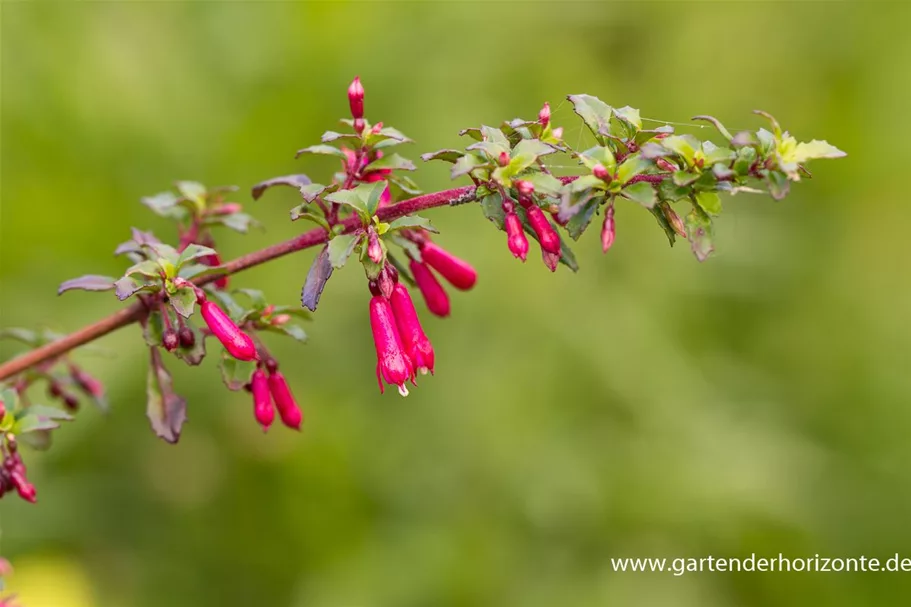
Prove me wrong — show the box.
[0,77,846,506]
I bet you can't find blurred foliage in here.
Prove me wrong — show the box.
[2,1,911,606]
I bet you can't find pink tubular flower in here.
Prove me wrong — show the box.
[409,259,451,318]
[200,300,258,361]
[390,283,435,375]
[541,249,560,272]
[419,241,477,291]
[601,204,616,253]
[251,369,274,431]
[525,205,562,255]
[267,371,302,430]
[369,295,413,395]
[69,365,104,399]
[505,211,528,261]
[10,471,36,504]
[348,76,364,120]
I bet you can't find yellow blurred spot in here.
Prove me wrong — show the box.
[3,555,95,607]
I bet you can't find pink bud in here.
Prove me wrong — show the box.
[212,203,243,215]
[593,164,611,181]
[367,227,384,264]
[178,326,195,348]
[409,260,450,318]
[661,203,687,238]
[498,151,510,167]
[552,127,564,140]
[354,118,366,134]
[348,76,365,120]
[541,249,560,272]
[251,369,274,431]
[372,122,383,134]
[69,366,105,399]
[525,205,562,255]
[505,211,528,261]
[390,283,435,375]
[379,184,391,207]
[0,400,5,419]
[200,300,258,361]
[601,205,616,253]
[369,295,413,395]
[419,242,477,291]
[538,102,551,127]
[162,329,179,352]
[656,158,678,172]
[515,179,534,198]
[10,471,36,503]
[271,314,291,326]
[268,371,302,430]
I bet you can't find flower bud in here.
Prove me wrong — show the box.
[656,158,678,173]
[348,76,365,120]
[593,164,611,181]
[538,102,551,127]
[178,326,196,348]
[552,127,564,140]
[251,369,274,431]
[541,249,560,272]
[353,118,366,134]
[370,295,413,395]
[601,204,616,253]
[367,227,384,264]
[419,242,477,291]
[271,314,291,326]
[390,284,435,375]
[10,471,36,503]
[376,264,397,299]
[525,205,562,255]
[660,203,687,238]
[409,259,450,318]
[505,211,528,261]
[212,203,243,215]
[268,371,302,430]
[372,122,383,134]
[200,300,258,361]
[162,329,179,352]
[0,400,5,419]
[498,151,510,167]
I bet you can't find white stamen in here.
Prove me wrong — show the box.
[397,384,409,397]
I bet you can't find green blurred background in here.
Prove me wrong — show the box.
[2,1,910,605]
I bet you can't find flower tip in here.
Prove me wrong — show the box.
[397,384,410,397]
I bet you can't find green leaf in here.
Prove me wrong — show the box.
[569,174,605,193]
[175,180,207,203]
[611,105,641,139]
[616,155,652,184]
[522,172,564,197]
[766,170,790,200]
[0,328,37,345]
[219,353,257,390]
[694,191,722,216]
[126,260,163,278]
[787,139,847,163]
[661,135,700,166]
[321,130,359,143]
[565,198,600,240]
[480,193,506,229]
[235,288,268,310]
[169,286,197,318]
[289,206,331,230]
[208,212,258,234]
[295,145,347,159]
[267,323,308,343]
[177,244,217,267]
[421,149,464,163]
[58,275,116,295]
[141,192,187,219]
[734,146,757,175]
[385,215,437,233]
[648,206,677,247]
[328,232,362,269]
[568,94,613,143]
[673,170,700,187]
[579,146,617,174]
[512,138,556,160]
[178,263,225,281]
[388,175,423,196]
[481,125,510,149]
[369,126,413,149]
[458,127,483,141]
[620,182,657,208]
[756,128,777,155]
[143,310,164,347]
[701,141,736,165]
[451,153,485,179]
[685,207,714,262]
[114,275,159,301]
[146,348,187,444]
[324,182,383,218]
[364,153,416,173]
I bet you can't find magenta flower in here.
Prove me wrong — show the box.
[504,210,528,262]
[541,249,560,272]
[200,300,258,361]
[390,283,435,375]
[525,205,562,255]
[539,102,551,127]
[601,204,616,253]
[593,163,611,181]
[419,241,477,291]
[409,259,451,318]
[268,371,303,430]
[348,76,365,120]
[369,295,413,395]
[250,369,274,431]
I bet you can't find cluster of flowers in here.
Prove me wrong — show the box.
[173,286,302,432]
[0,428,35,503]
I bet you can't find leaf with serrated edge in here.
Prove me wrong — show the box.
[328,233,362,269]
[251,174,312,200]
[301,245,333,312]
[146,348,187,443]
[58,275,116,295]
[385,216,437,233]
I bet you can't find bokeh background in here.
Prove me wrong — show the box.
[2,1,910,605]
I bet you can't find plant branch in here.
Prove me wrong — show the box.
[0,184,481,381]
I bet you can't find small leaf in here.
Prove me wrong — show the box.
[567,94,613,142]
[522,172,564,197]
[169,286,197,318]
[251,174,314,201]
[114,275,159,301]
[290,206,331,230]
[616,155,652,184]
[174,322,206,366]
[177,244,217,267]
[58,275,116,295]
[648,206,677,247]
[302,246,333,313]
[788,139,847,163]
[175,181,207,202]
[324,182,384,218]
[512,138,556,160]
[684,207,714,262]
[569,174,605,193]
[267,323,308,342]
[364,153,416,173]
[694,191,722,216]
[766,170,790,200]
[388,175,423,196]
[141,192,186,219]
[126,259,163,278]
[328,232,362,269]
[565,198,600,240]
[295,145,347,159]
[131,228,161,247]
[146,348,187,443]
[421,149,464,163]
[579,146,617,173]
[143,310,164,347]
[701,141,736,165]
[0,328,38,345]
[451,154,485,179]
[480,193,506,230]
[661,135,700,166]
[620,182,657,208]
[385,216,437,233]
[214,212,258,234]
[321,130,359,143]
[369,126,413,149]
